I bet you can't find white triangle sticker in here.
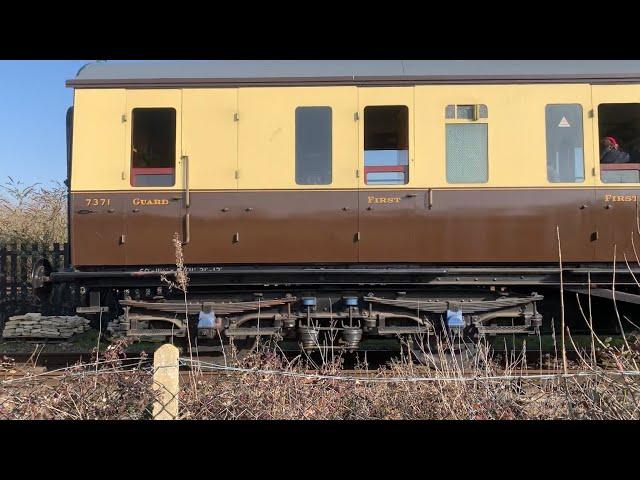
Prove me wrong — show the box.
[558,116,571,127]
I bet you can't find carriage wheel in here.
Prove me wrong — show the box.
[31,258,53,303]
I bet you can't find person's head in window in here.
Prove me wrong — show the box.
[601,136,630,164]
[603,136,619,152]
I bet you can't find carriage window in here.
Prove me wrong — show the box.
[445,104,488,120]
[546,104,584,183]
[445,105,455,119]
[295,107,332,185]
[364,106,409,185]
[446,124,488,183]
[598,103,640,183]
[131,108,176,187]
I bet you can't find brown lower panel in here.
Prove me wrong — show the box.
[183,191,358,264]
[71,191,358,266]
[124,193,181,265]
[594,189,640,263]
[72,193,181,266]
[71,195,125,266]
[358,188,596,263]
[71,187,625,267]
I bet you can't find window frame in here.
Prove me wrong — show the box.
[596,102,640,185]
[444,104,489,185]
[130,107,177,188]
[294,106,333,186]
[445,123,489,185]
[363,104,410,186]
[445,104,488,121]
[544,103,586,185]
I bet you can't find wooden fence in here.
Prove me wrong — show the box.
[0,243,77,327]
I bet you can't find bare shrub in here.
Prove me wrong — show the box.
[0,339,156,420]
[2,336,640,420]
[0,177,67,245]
[176,338,640,420]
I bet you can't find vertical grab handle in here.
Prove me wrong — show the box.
[426,189,434,210]
[182,155,190,245]
[182,155,190,208]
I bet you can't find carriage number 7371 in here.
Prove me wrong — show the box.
[85,198,111,206]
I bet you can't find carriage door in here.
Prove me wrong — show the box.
[358,87,420,262]
[181,89,239,264]
[123,90,184,266]
[591,85,640,263]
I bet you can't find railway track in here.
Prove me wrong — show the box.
[177,368,594,377]
[0,352,151,370]
[0,348,626,383]
[2,365,633,383]
[0,348,588,370]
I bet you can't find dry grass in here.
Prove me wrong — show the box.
[0,339,155,420]
[176,336,640,420]
[2,334,640,420]
[0,177,67,245]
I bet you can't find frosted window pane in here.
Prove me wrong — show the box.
[446,124,488,183]
[445,105,455,119]
[456,105,474,119]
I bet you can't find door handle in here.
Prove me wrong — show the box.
[77,209,94,214]
[405,193,417,198]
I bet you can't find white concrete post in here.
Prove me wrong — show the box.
[152,344,180,420]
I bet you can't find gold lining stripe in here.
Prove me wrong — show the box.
[72,185,640,194]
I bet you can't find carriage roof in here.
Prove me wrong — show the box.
[67,60,640,88]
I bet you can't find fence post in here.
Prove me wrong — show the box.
[9,244,17,311]
[52,242,60,272]
[0,245,5,327]
[19,243,28,307]
[152,344,180,420]
[0,245,6,298]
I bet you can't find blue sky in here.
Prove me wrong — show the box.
[0,61,91,187]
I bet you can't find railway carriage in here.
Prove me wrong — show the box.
[35,60,640,351]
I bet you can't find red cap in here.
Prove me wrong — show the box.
[605,136,619,146]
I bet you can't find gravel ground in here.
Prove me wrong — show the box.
[0,330,160,355]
